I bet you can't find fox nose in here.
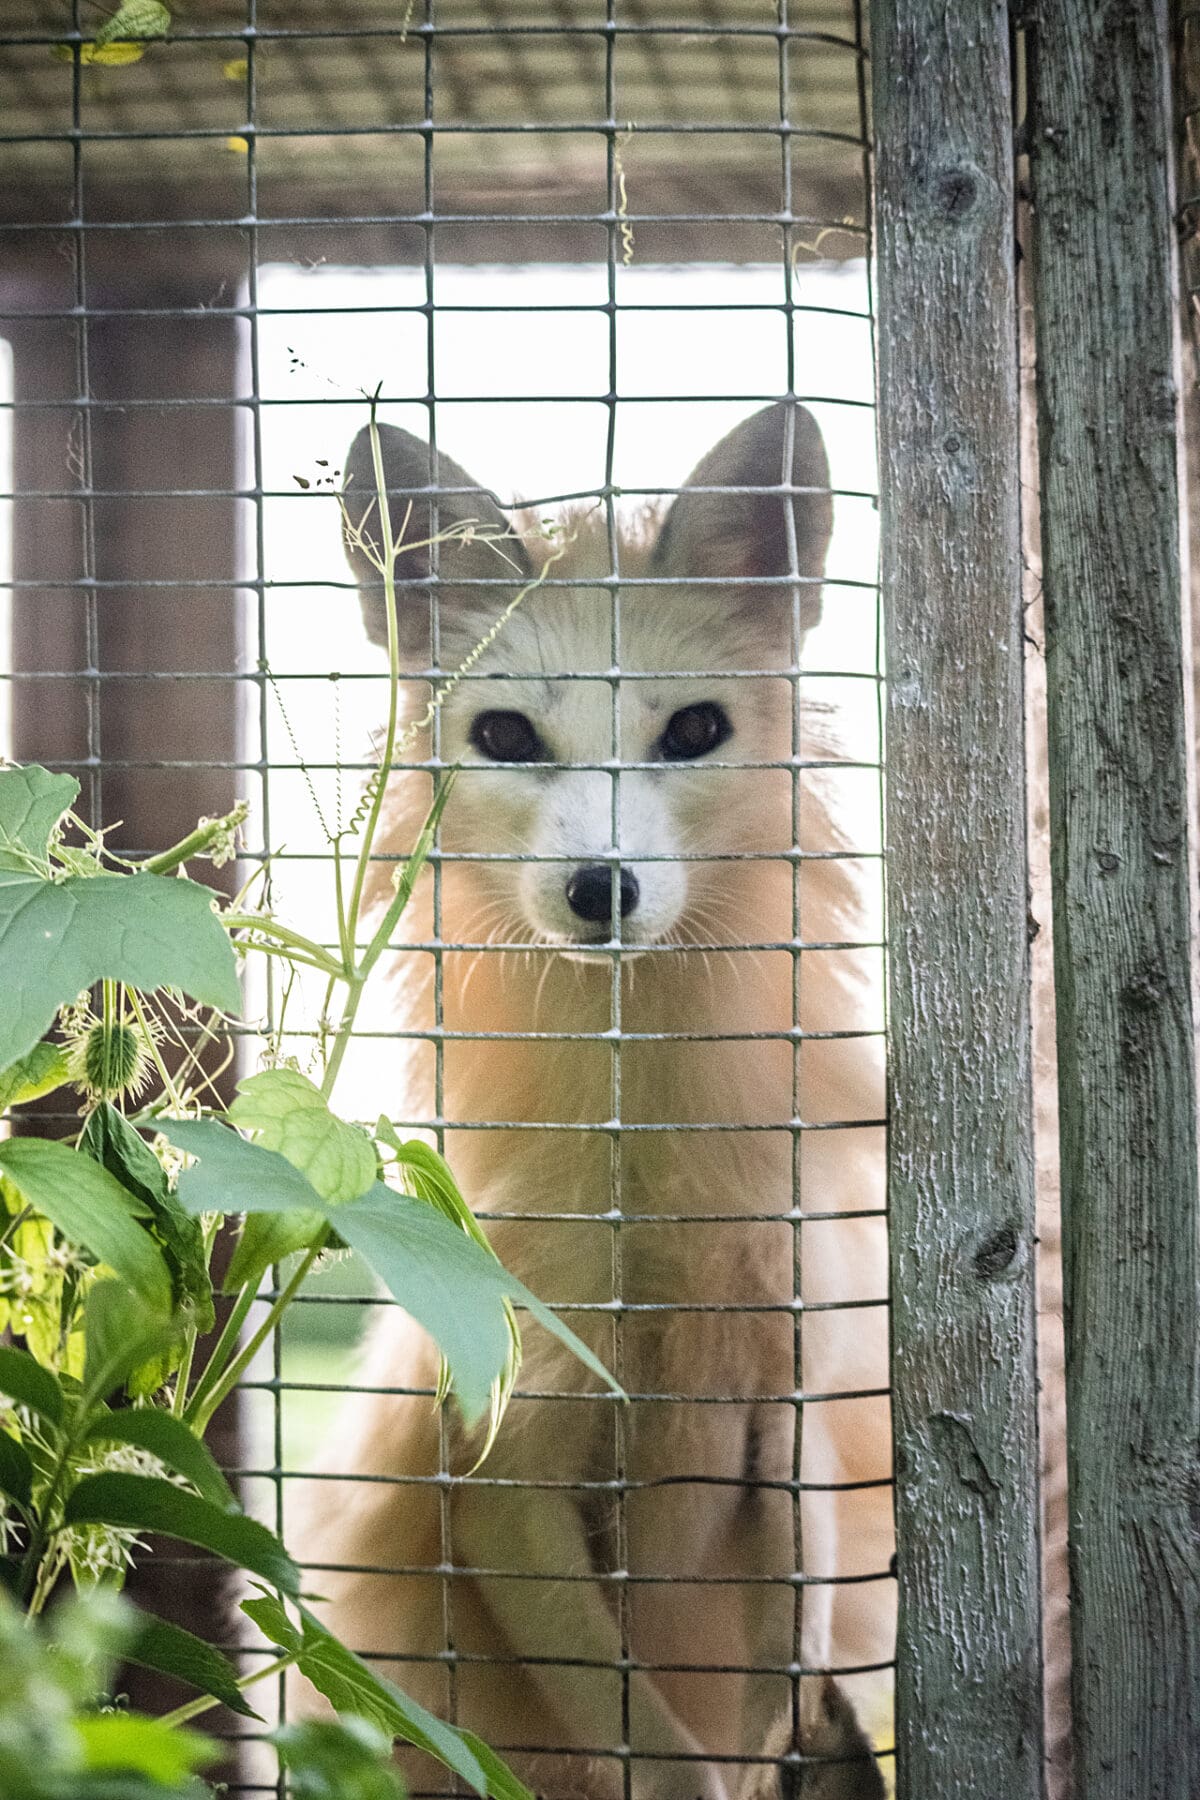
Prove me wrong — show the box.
[565,863,639,925]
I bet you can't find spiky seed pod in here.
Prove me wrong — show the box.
[65,1016,152,1103]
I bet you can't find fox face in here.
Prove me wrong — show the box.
[342,401,833,953]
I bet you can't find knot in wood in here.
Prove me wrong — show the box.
[930,162,981,223]
[974,1223,1019,1280]
[1123,966,1166,1011]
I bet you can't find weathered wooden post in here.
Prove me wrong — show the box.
[1031,4,1200,1794]
[872,2,1045,1793]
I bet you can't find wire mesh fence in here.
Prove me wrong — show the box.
[10,5,1195,1800]
[4,7,893,1796]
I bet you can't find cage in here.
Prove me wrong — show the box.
[1,5,1198,1800]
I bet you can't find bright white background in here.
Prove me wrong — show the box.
[251,260,882,1119]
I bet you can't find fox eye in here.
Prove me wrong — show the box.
[469,710,545,763]
[660,702,732,761]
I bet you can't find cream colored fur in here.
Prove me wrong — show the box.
[288,406,892,1800]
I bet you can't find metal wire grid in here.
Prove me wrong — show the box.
[0,3,890,1795]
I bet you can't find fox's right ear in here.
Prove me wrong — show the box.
[650,400,833,634]
[341,424,531,660]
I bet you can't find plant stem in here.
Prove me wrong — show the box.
[171,1215,221,1419]
[187,1244,325,1436]
[140,803,249,877]
[223,914,347,978]
[342,408,404,963]
[182,1279,258,1427]
[157,1651,297,1730]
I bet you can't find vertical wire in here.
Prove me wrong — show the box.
[776,0,812,1746]
[240,6,282,1791]
[68,0,100,828]
[423,0,461,1765]
[854,0,893,1743]
[604,7,632,1798]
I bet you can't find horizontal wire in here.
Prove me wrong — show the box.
[6,23,864,47]
[0,389,875,412]
[0,299,876,326]
[1,209,869,233]
[292,1558,892,1589]
[245,1378,891,1406]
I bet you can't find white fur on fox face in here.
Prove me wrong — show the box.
[440,644,787,951]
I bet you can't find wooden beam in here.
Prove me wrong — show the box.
[5,277,248,1757]
[1030,4,1200,1794]
[871,3,1045,1792]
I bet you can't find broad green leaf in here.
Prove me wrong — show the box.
[0,1043,70,1111]
[82,1281,177,1405]
[294,1603,497,1797]
[271,1717,405,1800]
[166,1116,328,1290]
[169,1118,616,1425]
[0,1430,33,1514]
[167,1116,329,1218]
[83,1408,234,1509]
[93,1,172,49]
[456,1730,540,1800]
[240,1587,302,1655]
[0,765,78,864]
[0,1341,66,1428]
[63,1473,300,1595]
[334,1183,619,1426]
[126,1613,259,1720]
[0,1139,172,1316]
[380,1137,519,1455]
[74,1712,215,1782]
[223,1207,325,1295]
[82,1105,213,1336]
[217,1071,374,1290]
[229,1069,377,1203]
[245,1589,527,1800]
[0,868,241,1071]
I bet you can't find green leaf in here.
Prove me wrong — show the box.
[0,1430,33,1514]
[0,1342,66,1428]
[216,1069,376,1291]
[126,1612,260,1720]
[0,765,78,864]
[0,1139,172,1316]
[294,1602,502,1798]
[271,1717,405,1800]
[334,1183,618,1426]
[0,1043,70,1111]
[82,1409,234,1509]
[245,1589,525,1799]
[167,1116,329,1217]
[168,1119,616,1425]
[82,1106,213,1336]
[229,1069,377,1204]
[223,1208,325,1294]
[73,1712,215,1782]
[456,1730,540,1800]
[0,869,241,1071]
[82,1281,178,1405]
[240,1587,302,1655]
[93,2,172,49]
[64,1473,300,1594]
[165,1117,326,1290]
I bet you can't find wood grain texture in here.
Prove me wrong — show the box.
[871,4,1045,1795]
[1031,4,1200,1794]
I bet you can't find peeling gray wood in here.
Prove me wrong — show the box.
[872,4,1045,1794]
[1031,4,1200,1795]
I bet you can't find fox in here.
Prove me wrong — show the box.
[288,401,893,1800]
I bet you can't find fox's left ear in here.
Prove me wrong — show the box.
[650,400,833,633]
